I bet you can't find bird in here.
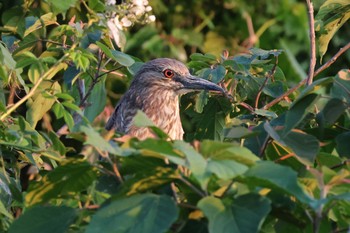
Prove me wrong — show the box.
[105,58,225,140]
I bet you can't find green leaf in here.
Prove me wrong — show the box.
[25,161,98,205]
[195,90,209,113]
[88,0,105,11]
[330,69,350,103]
[208,65,226,83]
[174,141,210,189]
[86,194,178,233]
[47,131,66,155]
[61,102,80,111]
[27,63,42,84]
[244,161,316,208]
[198,194,271,233]
[0,43,26,91]
[96,41,135,66]
[264,122,319,164]
[26,81,61,128]
[200,140,259,166]
[133,110,156,127]
[197,196,225,220]
[317,98,347,127]
[190,53,217,62]
[254,109,278,118]
[63,110,74,131]
[9,206,76,233]
[45,0,79,15]
[315,0,350,59]
[282,130,320,164]
[207,160,248,180]
[120,167,178,196]
[335,131,350,158]
[283,93,319,135]
[84,77,106,122]
[24,13,57,37]
[52,103,65,119]
[81,125,122,154]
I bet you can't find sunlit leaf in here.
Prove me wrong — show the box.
[26,161,98,205]
[26,81,61,128]
[315,0,350,59]
[81,125,122,154]
[24,13,57,37]
[244,161,316,208]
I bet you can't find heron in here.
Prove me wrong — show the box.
[105,58,226,140]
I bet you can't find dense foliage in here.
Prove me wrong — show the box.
[0,0,350,232]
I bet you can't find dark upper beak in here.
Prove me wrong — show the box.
[175,75,225,93]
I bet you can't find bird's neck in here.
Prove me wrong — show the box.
[141,89,183,139]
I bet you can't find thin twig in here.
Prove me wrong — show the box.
[263,79,307,110]
[306,0,316,86]
[97,66,124,79]
[79,51,104,107]
[0,54,68,121]
[255,57,278,109]
[179,176,206,197]
[314,41,350,77]
[239,102,255,112]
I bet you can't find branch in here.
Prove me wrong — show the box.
[314,41,350,77]
[255,56,278,109]
[263,41,350,110]
[306,0,316,86]
[0,54,69,121]
[79,50,104,107]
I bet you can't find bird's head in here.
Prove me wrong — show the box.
[132,58,225,95]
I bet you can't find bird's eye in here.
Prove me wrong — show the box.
[163,69,175,78]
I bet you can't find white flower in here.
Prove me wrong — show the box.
[148,15,156,22]
[113,17,123,30]
[145,6,152,12]
[131,6,146,16]
[120,17,132,27]
[106,0,116,5]
[132,0,144,6]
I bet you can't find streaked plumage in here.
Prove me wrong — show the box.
[106,58,225,140]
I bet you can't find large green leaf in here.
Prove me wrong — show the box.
[200,140,259,166]
[317,98,347,127]
[243,161,316,208]
[315,0,350,59]
[198,194,271,233]
[86,194,178,233]
[335,131,350,158]
[174,141,210,189]
[25,161,98,205]
[9,206,76,233]
[283,93,319,135]
[330,69,350,103]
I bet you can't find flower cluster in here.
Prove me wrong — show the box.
[105,0,156,48]
[106,0,155,31]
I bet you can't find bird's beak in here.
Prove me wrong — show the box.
[176,75,225,93]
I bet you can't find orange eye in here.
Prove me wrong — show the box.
[163,69,175,78]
